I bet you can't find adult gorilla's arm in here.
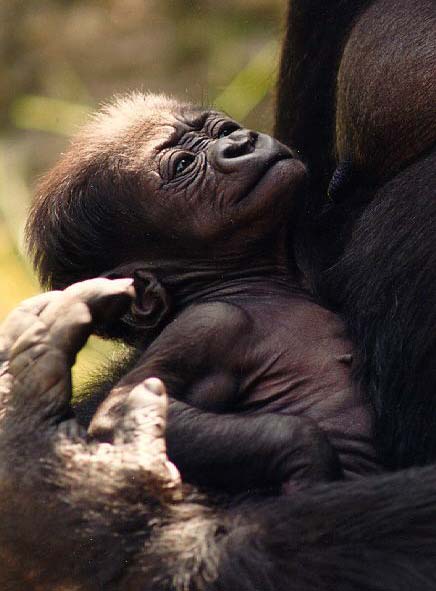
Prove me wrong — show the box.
[1,281,436,590]
[0,280,187,587]
[276,0,435,286]
[275,0,373,285]
[275,0,371,198]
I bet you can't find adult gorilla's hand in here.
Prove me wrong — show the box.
[0,279,181,589]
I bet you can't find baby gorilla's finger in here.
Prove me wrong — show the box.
[89,378,182,502]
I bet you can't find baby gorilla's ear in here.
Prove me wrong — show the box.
[131,269,172,329]
[102,265,172,340]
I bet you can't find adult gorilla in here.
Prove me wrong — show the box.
[276,0,436,468]
[0,2,435,591]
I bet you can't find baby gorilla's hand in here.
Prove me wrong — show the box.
[277,417,344,494]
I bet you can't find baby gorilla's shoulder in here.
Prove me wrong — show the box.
[186,301,250,325]
[173,301,252,344]
[143,301,252,366]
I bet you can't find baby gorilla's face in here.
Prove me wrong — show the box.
[125,95,307,255]
[27,92,307,290]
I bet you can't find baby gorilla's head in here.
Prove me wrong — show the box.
[27,92,307,293]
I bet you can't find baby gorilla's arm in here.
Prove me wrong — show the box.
[92,302,343,493]
[167,400,343,492]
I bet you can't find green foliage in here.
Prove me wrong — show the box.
[11,95,91,136]
[214,40,278,121]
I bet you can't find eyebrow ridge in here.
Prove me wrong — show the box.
[158,111,212,151]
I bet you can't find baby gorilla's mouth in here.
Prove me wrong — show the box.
[237,150,296,203]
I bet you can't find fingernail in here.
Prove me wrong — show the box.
[144,377,166,396]
[112,278,134,288]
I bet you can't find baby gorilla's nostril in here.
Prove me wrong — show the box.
[222,131,258,159]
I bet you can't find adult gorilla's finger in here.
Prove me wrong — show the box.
[63,277,135,324]
[2,279,134,427]
[0,291,59,360]
[39,278,134,356]
[88,378,182,501]
[89,379,167,445]
[0,292,61,411]
[8,278,134,369]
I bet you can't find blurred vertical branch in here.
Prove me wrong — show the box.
[214,39,278,121]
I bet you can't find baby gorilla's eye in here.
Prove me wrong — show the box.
[174,154,195,177]
[217,123,240,139]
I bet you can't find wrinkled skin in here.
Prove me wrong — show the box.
[27,93,305,287]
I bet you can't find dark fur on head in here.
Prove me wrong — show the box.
[26,93,187,290]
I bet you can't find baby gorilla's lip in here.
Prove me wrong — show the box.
[236,151,296,203]
[256,132,294,161]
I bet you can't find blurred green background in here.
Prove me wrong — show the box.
[0,0,285,386]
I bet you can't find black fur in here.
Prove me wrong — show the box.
[277,0,436,468]
[328,148,436,468]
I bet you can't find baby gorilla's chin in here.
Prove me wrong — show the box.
[242,156,307,207]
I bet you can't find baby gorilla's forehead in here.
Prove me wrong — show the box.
[152,108,215,149]
[98,94,217,164]
[80,93,196,154]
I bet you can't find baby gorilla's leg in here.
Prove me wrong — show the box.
[278,416,344,494]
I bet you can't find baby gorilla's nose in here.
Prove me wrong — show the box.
[221,129,258,159]
[208,128,263,173]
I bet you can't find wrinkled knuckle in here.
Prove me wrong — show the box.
[143,377,167,397]
[68,301,93,326]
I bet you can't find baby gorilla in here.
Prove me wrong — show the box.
[27,93,380,493]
